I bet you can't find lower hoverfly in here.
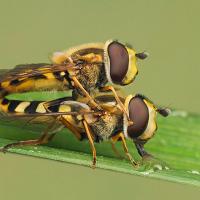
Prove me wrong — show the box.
[0,40,148,119]
[0,93,170,168]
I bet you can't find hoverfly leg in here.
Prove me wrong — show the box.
[99,86,132,123]
[46,102,87,141]
[43,102,86,141]
[71,76,102,111]
[111,132,138,167]
[134,141,152,158]
[59,116,86,141]
[0,119,58,153]
[110,141,124,159]
[0,130,54,153]
[82,119,96,169]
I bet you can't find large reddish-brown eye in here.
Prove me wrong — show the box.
[108,41,129,84]
[127,97,149,138]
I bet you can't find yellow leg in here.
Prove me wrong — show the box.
[111,132,137,166]
[110,141,124,159]
[0,120,58,152]
[82,119,96,168]
[59,116,84,141]
[71,76,102,111]
[42,101,86,141]
[100,86,132,125]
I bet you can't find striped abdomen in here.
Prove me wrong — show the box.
[0,70,72,97]
[0,98,47,114]
[0,97,84,130]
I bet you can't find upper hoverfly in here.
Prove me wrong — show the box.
[0,40,148,116]
[0,93,169,168]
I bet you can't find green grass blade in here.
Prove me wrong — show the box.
[0,108,200,186]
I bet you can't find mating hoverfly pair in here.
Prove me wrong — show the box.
[0,40,170,167]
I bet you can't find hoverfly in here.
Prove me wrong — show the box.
[0,93,169,168]
[0,40,148,117]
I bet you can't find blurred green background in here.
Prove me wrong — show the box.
[0,0,199,113]
[0,0,200,199]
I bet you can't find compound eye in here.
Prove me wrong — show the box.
[127,97,149,138]
[108,41,129,84]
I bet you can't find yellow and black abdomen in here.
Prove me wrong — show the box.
[0,97,83,130]
[0,71,72,96]
[0,98,47,114]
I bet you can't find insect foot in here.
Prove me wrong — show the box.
[138,155,170,173]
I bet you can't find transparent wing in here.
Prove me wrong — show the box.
[0,63,76,83]
[0,63,48,81]
[44,97,95,114]
[0,106,99,129]
[0,110,62,133]
[0,69,10,79]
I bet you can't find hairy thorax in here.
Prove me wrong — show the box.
[73,63,107,99]
[89,114,122,141]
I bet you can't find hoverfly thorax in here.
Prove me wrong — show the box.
[104,40,148,86]
[123,94,158,141]
[51,42,104,65]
